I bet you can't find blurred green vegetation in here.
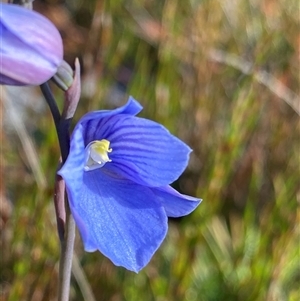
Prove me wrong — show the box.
[1,0,299,300]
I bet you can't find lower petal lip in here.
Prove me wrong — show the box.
[64,167,168,272]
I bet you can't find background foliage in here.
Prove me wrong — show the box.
[1,0,299,300]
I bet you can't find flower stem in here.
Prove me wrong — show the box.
[40,82,75,301]
[54,170,66,242]
[58,202,76,301]
[40,83,70,161]
[40,83,61,128]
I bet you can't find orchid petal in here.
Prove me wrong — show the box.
[62,168,167,272]
[58,124,86,181]
[152,186,202,217]
[74,96,191,187]
[89,114,191,187]
[59,98,142,178]
[78,96,142,126]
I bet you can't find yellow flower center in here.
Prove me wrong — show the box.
[84,139,112,171]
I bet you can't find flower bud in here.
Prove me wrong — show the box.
[52,60,74,91]
[0,3,63,86]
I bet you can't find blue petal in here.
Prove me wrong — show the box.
[58,124,86,181]
[60,167,168,272]
[86,114,191,187]
[58,97,142,181]
[78,96,142,126]
[68,96,190,187]
[151,186,202,217]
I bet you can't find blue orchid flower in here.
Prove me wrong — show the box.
[0,3,63,86]
[58,97,201,272]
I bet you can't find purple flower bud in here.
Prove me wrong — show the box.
[0,4,63,86]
